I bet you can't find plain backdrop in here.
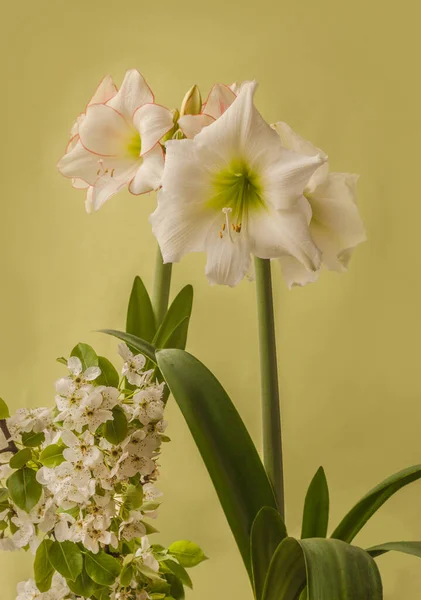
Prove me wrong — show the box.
[1,0,421,598]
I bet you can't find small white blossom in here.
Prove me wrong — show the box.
[118,343,148,386]
[135,536,159,571]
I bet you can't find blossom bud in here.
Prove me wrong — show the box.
[180,85,202,116]
[161,109,181,144]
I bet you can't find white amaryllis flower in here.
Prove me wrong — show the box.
[272,122,366,287]
[151,81,325,286]
[58,69,173,212]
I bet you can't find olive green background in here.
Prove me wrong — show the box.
[1,0,420,597]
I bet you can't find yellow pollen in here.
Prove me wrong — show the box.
[222,223,226,231]
[219,231,223,239]
[96,169,101,175]
[111,168,115,177]
[236,223,242,232]
[231,223,235,231]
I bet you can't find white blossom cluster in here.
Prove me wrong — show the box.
[0,342,202,600]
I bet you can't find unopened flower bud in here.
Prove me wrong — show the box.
[161,108,181,144]
[180,85,202,116]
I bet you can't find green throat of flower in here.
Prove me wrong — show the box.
[207,159,265,238]
[127,130,142,158]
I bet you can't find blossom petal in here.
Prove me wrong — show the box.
[309,172,366,271]
[68,356,82,376]
[249,200,321,271]
[203,83,237,119]
[133,103,173,155]
[178,114,215,139]
[79,104,134,157]
[107,69,154,119]
[89,75,118,106]
[129,145,164,195]
[58,139,102,185]
[89,159,140,211]
[205,221,252,287]
[277,255,320,288]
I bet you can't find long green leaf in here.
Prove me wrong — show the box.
[100,330,156,364]
[156,349,277,579]
[367,541,421,559]
[153,285,193,350]
[263,537,382,600]
[331,464,421,543]
[301,467,329,539]
[251,507,287,600]
[126,276,156,343]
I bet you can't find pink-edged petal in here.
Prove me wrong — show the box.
[204,220,251,287]
[107,69,154,119]
[129,145,164,195]
[277,255,320,288]
[84,187,94,213]
[178,114,215,139]
[79,104,135,157]
[89,75,118,105]
[89,160,140,212]
[72,178,89,189]
[203,83,237,119]
[133,103,173,155]
[58,139,102,185]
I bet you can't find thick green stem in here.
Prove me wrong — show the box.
[254,257,285,519]
[152,246,173,327]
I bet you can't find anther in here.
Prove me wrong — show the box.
[236,224,242,233]
[219,231,223,239]
[111,169,115,178]
[222,223,226,231]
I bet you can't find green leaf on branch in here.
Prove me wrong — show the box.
[262,537,382,600]
[164,560,193,589]
[100,330,157,364]
[34,539,54,592]
[9,448,32,469]
[120,562,134,586]
[39,444,65,468]
[168,541,207,568]
[166,573,185,600]
[104,407,128,445]
[7,467,42,512]
[85,550,120,586]
[301,467,329,539]
[153,285,193,351]
[48,541,83,581]
[21,431,45,447]
[331,464,421,543]
[157,349,277,579]
[124,484,143,510]
[71,343,99,369]
[137,562,164,582]
[251,507,287,600]
[96,357,119,388]
[366,541,421,559]
[67,569,98,597]
[126,275,156,343]
[0,398,10,419]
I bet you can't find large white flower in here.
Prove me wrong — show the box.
[151,81,325,286]
[272,122,366,287]
[58,69,173,212]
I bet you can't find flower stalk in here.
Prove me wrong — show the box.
[152,246,173,327]
[254,257,285,519]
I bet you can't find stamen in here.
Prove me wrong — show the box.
[236,223,242,232]
[222,223,226,231]
[111,168,115,178]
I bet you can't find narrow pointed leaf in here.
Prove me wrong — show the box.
[263,537,382,600]
[156,349,277,579]
[251,507,287,600]
[301,467,329,539]
[100,330,156,364]
[331,464,421,543]
[153,285,193,350]
[367,541,421,559]
[126,275,156,343]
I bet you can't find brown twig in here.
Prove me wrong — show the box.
[0,420,18,454]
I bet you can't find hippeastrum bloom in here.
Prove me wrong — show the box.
[151,81,326,286]
[58,69,174,212]
[272,121,366,287]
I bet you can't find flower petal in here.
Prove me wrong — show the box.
[178,114,215,139]
[89,159,140,211]
[277,255,320,288]
[203,83,237,119]
[89,75,118,105]
[205,221,251,287]
[107,69,154,119]
[129,144,164,195]
[68,356,82,376]
[79,104,134,157]
[58,139,102,185]
[249,199,321,271]
[309,172,366,271]
[133,103,173,155]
